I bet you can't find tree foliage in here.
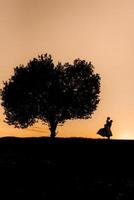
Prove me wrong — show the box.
[1,54,101,138]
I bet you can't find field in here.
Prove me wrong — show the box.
[0,137,134,199]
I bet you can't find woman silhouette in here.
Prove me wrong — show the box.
[105,118,113,139]
[97,117,113,139]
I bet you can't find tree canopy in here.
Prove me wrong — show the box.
[1,54,101,138]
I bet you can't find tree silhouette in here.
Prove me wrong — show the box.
[1,54,101,138]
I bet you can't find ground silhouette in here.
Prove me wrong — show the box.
[0,136,134,200]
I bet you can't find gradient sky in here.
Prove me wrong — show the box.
[1,0,134,139]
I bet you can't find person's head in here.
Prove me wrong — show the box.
[107,117,110,120]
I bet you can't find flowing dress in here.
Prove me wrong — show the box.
[97,124,112,138]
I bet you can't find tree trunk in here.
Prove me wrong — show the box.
[49,121,58,138]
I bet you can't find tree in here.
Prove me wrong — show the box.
[1,54,101,138]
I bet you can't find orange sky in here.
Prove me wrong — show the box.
[1,0,134,139]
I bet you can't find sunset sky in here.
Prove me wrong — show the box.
[1,0,134,139]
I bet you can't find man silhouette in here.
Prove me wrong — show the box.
[104,117,113,139]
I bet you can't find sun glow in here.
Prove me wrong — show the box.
[118,131,132,140]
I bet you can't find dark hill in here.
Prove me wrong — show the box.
[0,137,134,200]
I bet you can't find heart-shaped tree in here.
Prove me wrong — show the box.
[1,54,101,138]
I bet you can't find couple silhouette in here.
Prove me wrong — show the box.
[97,117,113,139]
